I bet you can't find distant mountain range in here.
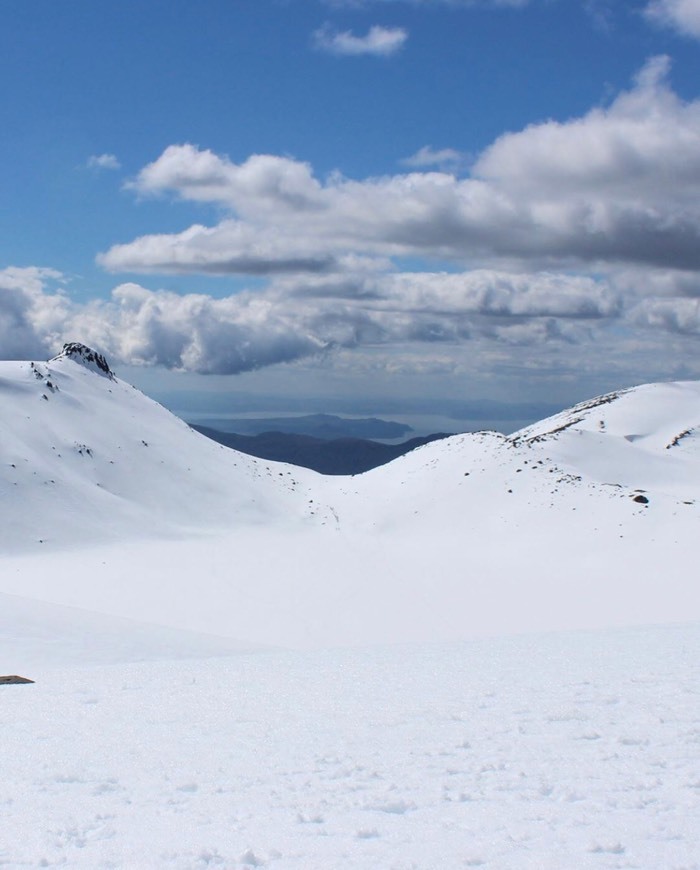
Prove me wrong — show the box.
[191,413,414,440]
[191,426,452,474]
[160,387,561,427]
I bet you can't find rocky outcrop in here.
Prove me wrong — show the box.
[50,343,115,379]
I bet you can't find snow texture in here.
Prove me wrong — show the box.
[1,627,699,868]
[1,348,700,867]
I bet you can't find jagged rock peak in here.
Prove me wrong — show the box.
[50,343,115,379]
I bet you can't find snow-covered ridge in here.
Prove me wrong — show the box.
[500,380,700,499]
[2,351,699,870]
[0,346,333,554]
[2,347,700,651]
[509,381,700,452]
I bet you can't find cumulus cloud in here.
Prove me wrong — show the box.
[102,58,700,279]
[632,296,700,335]
[473,56,691,197]
[100,221,339,275]
[0,269,330,372]
[87,153,121,171]
[400,145,467,169]
[376,271,619,319]
[612,266,700,299]
[646,0,700,39]
[102,283,332,373]
[50,56,700,382]
[0,267,70,359]
[313,23,408,56]
[0,265,624,374]
[470,54,700,268]
[4,261,700,390]
[127,147,323,214]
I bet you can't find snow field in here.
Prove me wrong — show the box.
[3,351,700,867]
[2,354,700,651]
[1,624,699,869]
[2,512,698,651]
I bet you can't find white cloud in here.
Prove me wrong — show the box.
[0,267,70,359]
[27,56,689,383]
[313,23,408,56]
[0,265,622,375]
[103,58,700,279]
[646,0,700,39]
[610,266,700,299]
[125,146,324,214]
[87,153,121,171]
[376,271,619,319]
[400,145,467,169]
[473,56,692,199]
[632,296,700,334]
[4,262,700,396]
[99,221,339,276]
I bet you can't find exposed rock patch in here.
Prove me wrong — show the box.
[50,343,115,379]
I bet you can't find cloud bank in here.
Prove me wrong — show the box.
[0,264,625,373]
[101,58,700,279]
[5,57,700,387]
[0,262,688,381]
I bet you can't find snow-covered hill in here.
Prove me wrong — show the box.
[1,343,700,652]
[341,379,700,529]
[3,346,700,868]
[0,343,331,554]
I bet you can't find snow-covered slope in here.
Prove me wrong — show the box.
[340,379,700,529]
[2,344,700,651]
[4,349,700,869]
[0,343,331,553]
[3,625,700,869]
[512,381,700,498]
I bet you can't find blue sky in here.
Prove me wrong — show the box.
[3,0,700,421]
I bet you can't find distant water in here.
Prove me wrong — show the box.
[183,410,538,440]
[369,413,537,439]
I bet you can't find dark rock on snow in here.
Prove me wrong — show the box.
[50,343,115,379]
